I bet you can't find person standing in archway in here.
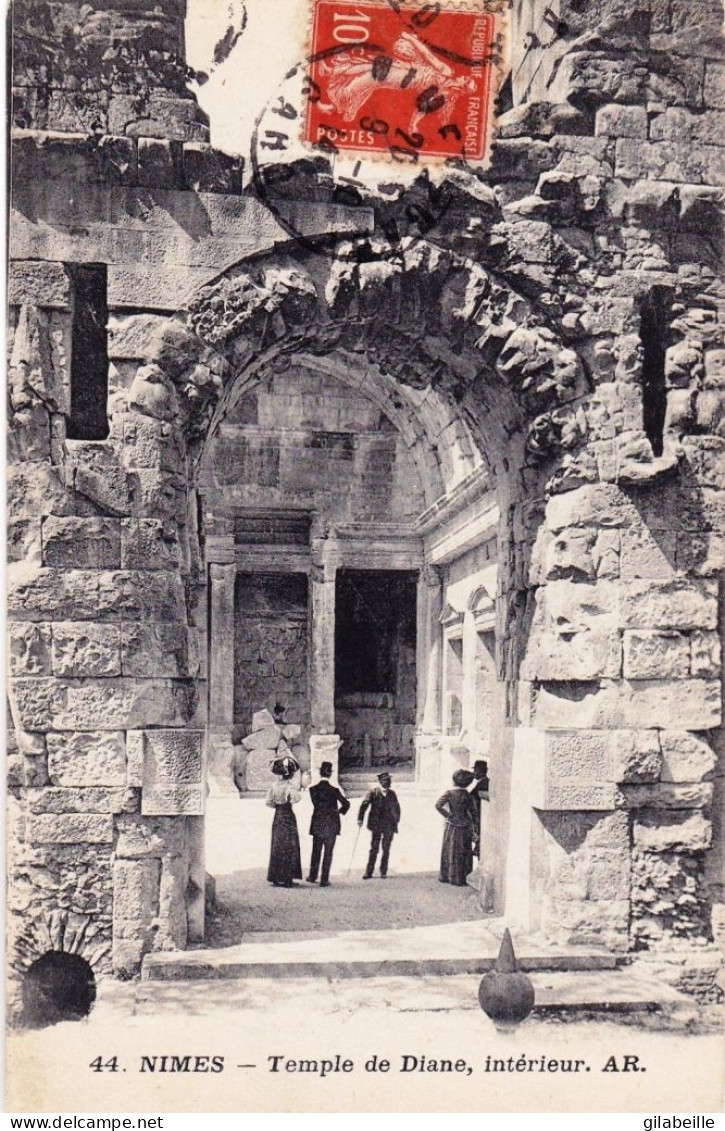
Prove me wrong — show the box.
[435,769,478,885]
[469,759,489,859]
[358,771,401,879]
[266,754,305,888]
[306,761,350,887]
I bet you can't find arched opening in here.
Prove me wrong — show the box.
[196,344,511,937]
[22,952,97,1029]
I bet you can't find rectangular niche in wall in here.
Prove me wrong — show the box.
[335,569,417,770]
[445,636,464,736]
[66,263,109,440]
[233,572,310,735]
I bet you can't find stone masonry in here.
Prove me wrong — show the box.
[7,0,725,1009]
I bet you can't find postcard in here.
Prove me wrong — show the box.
[6,0,725,1115]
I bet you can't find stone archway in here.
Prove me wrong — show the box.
[115,206,702,952]
[7,165,722,984]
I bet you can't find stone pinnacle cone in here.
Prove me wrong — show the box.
[496,928,519,974]
[478,929,535,1028]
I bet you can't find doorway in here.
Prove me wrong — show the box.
[334,569,417,772]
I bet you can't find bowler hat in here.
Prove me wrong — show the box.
[377,771,391,785]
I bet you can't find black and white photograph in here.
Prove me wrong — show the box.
[4,0,725,1115]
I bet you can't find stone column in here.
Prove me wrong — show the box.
[415,565,445,790]
[418,565,443,732]
[308,546,341,775]
[207,562,237,796]
[309,560,337,731]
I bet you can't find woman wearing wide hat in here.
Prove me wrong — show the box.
[435,769,479,886]
[265,754,304,887]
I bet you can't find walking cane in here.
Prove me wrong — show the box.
[346,822,363,877]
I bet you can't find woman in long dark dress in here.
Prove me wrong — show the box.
[435,769,478,886]
[266,755,304,887]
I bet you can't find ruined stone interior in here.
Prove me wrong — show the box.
[6,0,725,1012]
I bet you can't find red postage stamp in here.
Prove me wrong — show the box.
[304,0,500,163]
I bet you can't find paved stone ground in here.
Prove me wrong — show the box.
[207,871,484,941]
[205,791,484,940]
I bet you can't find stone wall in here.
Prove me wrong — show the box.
[200,367,426,525]
[7,0,725,986]
[233,573,310,741]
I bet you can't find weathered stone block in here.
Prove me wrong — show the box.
[10,568,188,625]
[7,463,72,519]
[122,95,209,143]
[51,623,122,677]
[141,786,204,816]
[533,677,721,730]
[611,730,662,783]
[545,484,639,533]
[650,107,725,145]
[677,531,725,576]
[623,630,690,679]
[659,732,717,782]
[543,730,609,779]
[8,261,70,309]
[73,460,131,517]
[109,315,171,362]
[115,813,188,858]
[121,623,190,678]
[42,517,121,570]
[595,104,647,138]
[681,437,725,489]
[28,813,114,844]
[620,782,713,809]
[542,781,620,810]
[619,579,718,630]
[144,729,203,785]
[621,679,721,729]
[251,708,276,731]
[704,62,725,110]
[542,897,629,951]
[46,731,126,787]
[26,786,127,814]
[126,731,144,788]
[9,623,52,675]
[690,630,721,677]
[244,748,277,791]
[522,579,621,682]
[121,415,179,472]
[137,138,177,189]
[583,852,631,902]
[8,519,42,567]
[16,730,46,757]
[182,143,242,193]
[157,856,188,948]
[120,519,179,570]
[113,858,160,921]
[242,725,282,751]
[634,811,712,852]
[58,679,194,731]
[620,527,676,579]
[11,677,66,731]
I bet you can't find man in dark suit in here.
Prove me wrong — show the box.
[358,771,401,879]
[306,761,350,887]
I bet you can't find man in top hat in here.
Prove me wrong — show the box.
[357,771,401,879]
[306,761,350,887]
